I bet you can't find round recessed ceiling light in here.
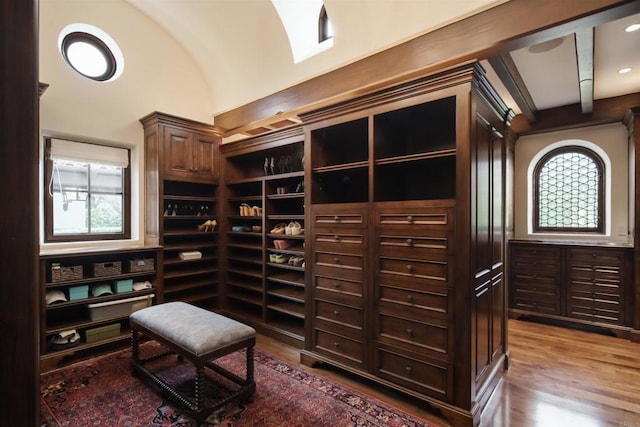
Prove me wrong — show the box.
[528,37,564,54]
[625,23,640,32]
[619,67,632,74]
[58,23,124,82]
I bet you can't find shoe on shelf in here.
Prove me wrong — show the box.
[273,239,293,250]
[290,256,304,267]
[239,203,251,216]
[270,223,286,234]
[269,253,278,263]
[197,219,217,232]
[287,221,303,236]
[251,206,262,216]
[274,254,288,264]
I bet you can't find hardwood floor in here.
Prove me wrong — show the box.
[256,319,640,427]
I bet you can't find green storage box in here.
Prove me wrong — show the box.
[84,323,121,343]
[115,279,133,293]
[69,285,89,301]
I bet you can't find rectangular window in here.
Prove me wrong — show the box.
[45,137,131,242]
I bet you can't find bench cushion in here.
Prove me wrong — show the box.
[130,301,255,356]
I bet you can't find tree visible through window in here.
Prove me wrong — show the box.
[534,146,604,232]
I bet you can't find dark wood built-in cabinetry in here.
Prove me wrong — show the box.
[219,128,306,347]
[39,247,160,369]
[299,63,512,427]
[509,240,633,336]
[140,112,222,310]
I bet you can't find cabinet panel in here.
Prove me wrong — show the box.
[379,284,448,318]
[379,257,449,282]
[164,127,192,177]
[313,328,364,368]
[315,299,363,328]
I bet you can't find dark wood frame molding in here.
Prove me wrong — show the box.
[0,0,40,425]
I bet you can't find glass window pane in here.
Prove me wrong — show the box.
[53,192,88,235]
[90,164,123,193]
[90,194,123,233]
[536,148,601,231]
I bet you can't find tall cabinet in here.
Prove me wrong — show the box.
[141,112,223,310]
[299,63,512,427]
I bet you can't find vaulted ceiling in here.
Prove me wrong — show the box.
[126,0,640,137]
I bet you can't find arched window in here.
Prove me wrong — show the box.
[318,5,332,43]
[534,146,604,233]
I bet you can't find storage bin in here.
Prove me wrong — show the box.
[84,323,121,343]
[92,261,122,277]
[87,293,154,321]
[50,263,83,282]
[68,285,89,301]
[127,258,154,273]
[115,279,133,293]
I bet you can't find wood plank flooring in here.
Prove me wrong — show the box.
[256,319,640,426]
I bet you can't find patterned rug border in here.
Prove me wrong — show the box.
[40,343,439,427]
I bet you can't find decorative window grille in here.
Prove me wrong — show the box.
[534,147,604,232]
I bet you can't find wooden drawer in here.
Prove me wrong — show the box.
[314,328,364,368]
[377,313,449,359]
[511,270,559,290]
[379,257,448,282]
[313,230,365,254]
[379,284,448,320]
[314,251,364,281]
[511,244,561,261]
[376,206,454,231]
[569,248,625,267]
[376,345,451,402]
[378,232,451,259]
[567,300,623,325]
[314,274,363,298]
[310,205,367,228]
[511,285,560,315]
[316,299,363,329]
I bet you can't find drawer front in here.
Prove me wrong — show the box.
[379,257,448,282]
[314,251,364,281]
[511,285,561,314]
[313,230,365,254]
[511,244,561,261]
[511,270,559,290]
[567,300,623,325]
[569,248,625,267]
[377,313,449,359]
[316,299,363,328]
[311,205,367,228]
[376,346,451,401]
[378,233,452,259]
[377,206,454,231]
[379,285,448,320]
[315,274,363,298]
[314,329,364,368]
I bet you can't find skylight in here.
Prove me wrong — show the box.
[58,23,124,82]
[272,0,334,64]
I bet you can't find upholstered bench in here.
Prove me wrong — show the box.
[129,301,256,424]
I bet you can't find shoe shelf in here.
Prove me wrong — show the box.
[220,128,306,347]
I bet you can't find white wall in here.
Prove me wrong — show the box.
[39,0,213,251]
[514,123,631,243]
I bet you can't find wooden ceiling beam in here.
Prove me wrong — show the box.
[488,53,538,123]
[511,92,640,135]
[575,27,595,114]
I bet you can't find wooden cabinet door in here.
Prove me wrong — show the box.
[192,132,217,180]
[163,126,193,180]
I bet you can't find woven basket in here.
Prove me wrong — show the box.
[51,263,83,283]
[128,258,154,273]
[92,261,122,277]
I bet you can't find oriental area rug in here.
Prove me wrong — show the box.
[41,342,438,426]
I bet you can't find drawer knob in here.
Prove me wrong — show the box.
[406,238,413,246]
[406,295,413,303]
[406,215,413,224]
[333,310,340,317]
[406,328,414,337]
[334,235,340,241]
[334,216,340,223]
[405,366,413,375]
[333,282,340,289]
[406,264,413,273]
[592,253,597,258]
[334,257,340,264]
[333,342,340,348]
